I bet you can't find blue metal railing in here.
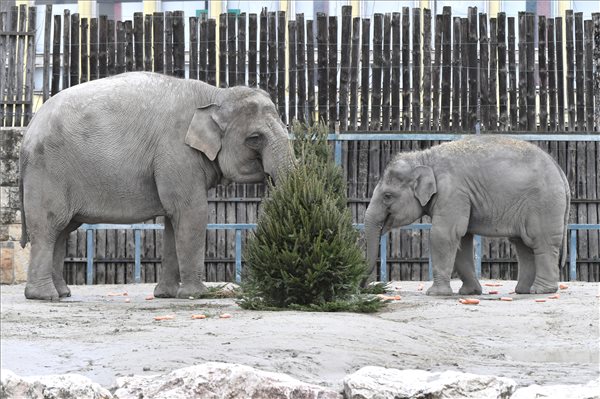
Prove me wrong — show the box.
[79,133,600,284]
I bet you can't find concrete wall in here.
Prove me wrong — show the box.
[0,128,29,284]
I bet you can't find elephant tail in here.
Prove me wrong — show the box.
[558,164,571,273]
[19,171,28,248]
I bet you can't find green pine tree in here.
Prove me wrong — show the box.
[239,121,384,312]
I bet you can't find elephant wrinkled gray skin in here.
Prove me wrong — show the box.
[20,72,294,300]
[365,136,570,296]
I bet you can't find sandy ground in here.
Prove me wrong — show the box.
[1,280,599,391]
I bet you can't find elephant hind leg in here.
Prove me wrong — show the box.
[510,238,536,294]
[153,217,181,298]
[455,234,482,295]
[52,222,81,298]
[25,233,60,300]
[530,249,560,294]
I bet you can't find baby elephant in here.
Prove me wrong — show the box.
[365,136,570,295]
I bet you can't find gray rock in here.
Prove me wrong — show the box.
[511,378,599,399]
[0,369,112,399]
[113,362,342,399]
[343,367,516,399]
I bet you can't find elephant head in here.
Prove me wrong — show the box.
[364,159,437,281]
[185,87,294,184]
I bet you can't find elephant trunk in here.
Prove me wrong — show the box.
[363,203,386,287]
[265,135,295,184]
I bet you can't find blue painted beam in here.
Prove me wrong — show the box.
[570,230,577,282]
[474,235,482,279]
[235,230,242,283]
[327,133,600,142]
[86,229,94,285]
[134,230,142,283]
[380,234,387,282]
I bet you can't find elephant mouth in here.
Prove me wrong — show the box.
[381,214,394,235]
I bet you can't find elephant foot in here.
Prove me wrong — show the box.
[459,282,482,295]
[25,280,60,301]
[53,278,71,298]
[176,283,208,299]
[515,282,533,294]
[154,282,180,298]
[426,283,453,296]
[530,283,558,294]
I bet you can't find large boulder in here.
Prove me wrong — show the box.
[511,378,599,399]
[343,367,516,399]
[0,369,112,399]
[113,362,342,399]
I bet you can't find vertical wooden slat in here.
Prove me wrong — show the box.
[99,16,107,78]
[278,11,286,123]
[360,17,370,131]
[125,20,134,72]
[565,10,575,131]
[548,18,557,131]
[452,17,461,131]
[431,14,442,131]
[164,11,173,76]
[489,17,498,131]
[237,13,246,86]
[199,14,208,80]
[153,12,164,74]
[288,19,296,122]
[479,13,489,131]
[555,17,565,130]
[23,6,35,125]
[90,18,98,80]
[497,13,508,131]
[219,13,227,86]
[296,13,306,122]
[80,18,88,84]
[574,12,584,131]
[208,18,216,86]
[51,15,61,96]
[391,12,401,130]
[116,21,125,74]
[422,9,431,131]
[42,4,52,102]
[134,13,143,71]
[328,15,338,131]
[371,13,383,131]
[412,8,421,130]
[339,6,352,131]
[526,13,535,130]
[467,7,478,131]
[317,13,328,125]
[349,17,361,131]
[173,11,184,78]
[259,9,268,91]
[583,19,593,131]
[440,7,451,130]
[381,13,392,131]
[227,12,237,86]
[539,16,548,131]
[306,19,315,125]
[144,14,152,71]
[106,20,115,77]
[402,8,410,130]
[0,11,5,124]
[189,16,198,79]
[248,14,258,87]
[460,18,468,131]
[268,12,277,102]
[14,5,27,125]
[62,9,70,90]
[508,17,517,131]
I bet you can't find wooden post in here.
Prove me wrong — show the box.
[422,9,431,131]
[24,6,35,125]
[432,14,442,131]
[125,20,134,72]
[391,12,401,130]
[237,13,246,85]
[526,13,535,130]
[219,13,227,86]
[440,7,451,130]
[99,16,107,78]
[259,8,267,91]
[518,13,528,130]
[173,11,184,78]
[207,18,216,86]
[317,12,328,125]
[199,13,208,81]
[144,14,152,71]
[51,14,61,96]
[489,17,498,131]
[296,13,306,122]
[278,11,286,123]
[328,14,338,131]
[80,18,88,83]
[548,18,557,131]
[248,13,257,87]
[349,16,361,131]
[371,13,383,131]
[134,13,143,71]
[339,6,352,131]
[402,8,410,130]
[165,11,173,76]
[556,16,565,130]
[574,12,584,131]
[467,7,478,131]
[288,19,296,122]
[62,9,70,90]
[497,13,508,130]
[42,4,52,102]
[306,19,315,125]
[539,16,548,131]
[412,8,421,130]
[107,19,115,76]
[0,11,5,124]
[360,17,370,131]
[565,10,575,130]
[189,16,198,79]
[90,18,98,79]
[116,21,125,74]
[227,12,237,86]
[153,12,164,74]
[268,12,277,102]
[583,19,593,131]
[382,13,392,131]
[460,18,468,130]
[594,13,600,131]
[479,13,489,131]
[452,17,461,131]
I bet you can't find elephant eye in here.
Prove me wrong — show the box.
[383,192,393,202]
[245,133,264,149]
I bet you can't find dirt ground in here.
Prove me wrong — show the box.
[1,280,598,391]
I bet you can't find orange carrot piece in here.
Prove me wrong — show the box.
[145,295,154,300]
[107,292,127,297]
[191,314,207,320]
[559,284,569,290]
[488,290,499,295]
[459,298,480,305]
[535,299,546,303]
[484,283,503,287]
[124,298,131,303]
[500,297,513,301]
[417,283,424,291]
[219,313,232,319]
[154,315,175,321]
[548,294,560,299]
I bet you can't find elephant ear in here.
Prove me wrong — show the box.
[412,165,437,207]
[185,104,227,161]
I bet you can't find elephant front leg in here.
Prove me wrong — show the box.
[455,233,482,295]
[427,216,468,296]
[154,218,181,298]
[172,209,208,299]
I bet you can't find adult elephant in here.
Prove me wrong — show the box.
[364,136,570,296]
[20,72,294,300]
